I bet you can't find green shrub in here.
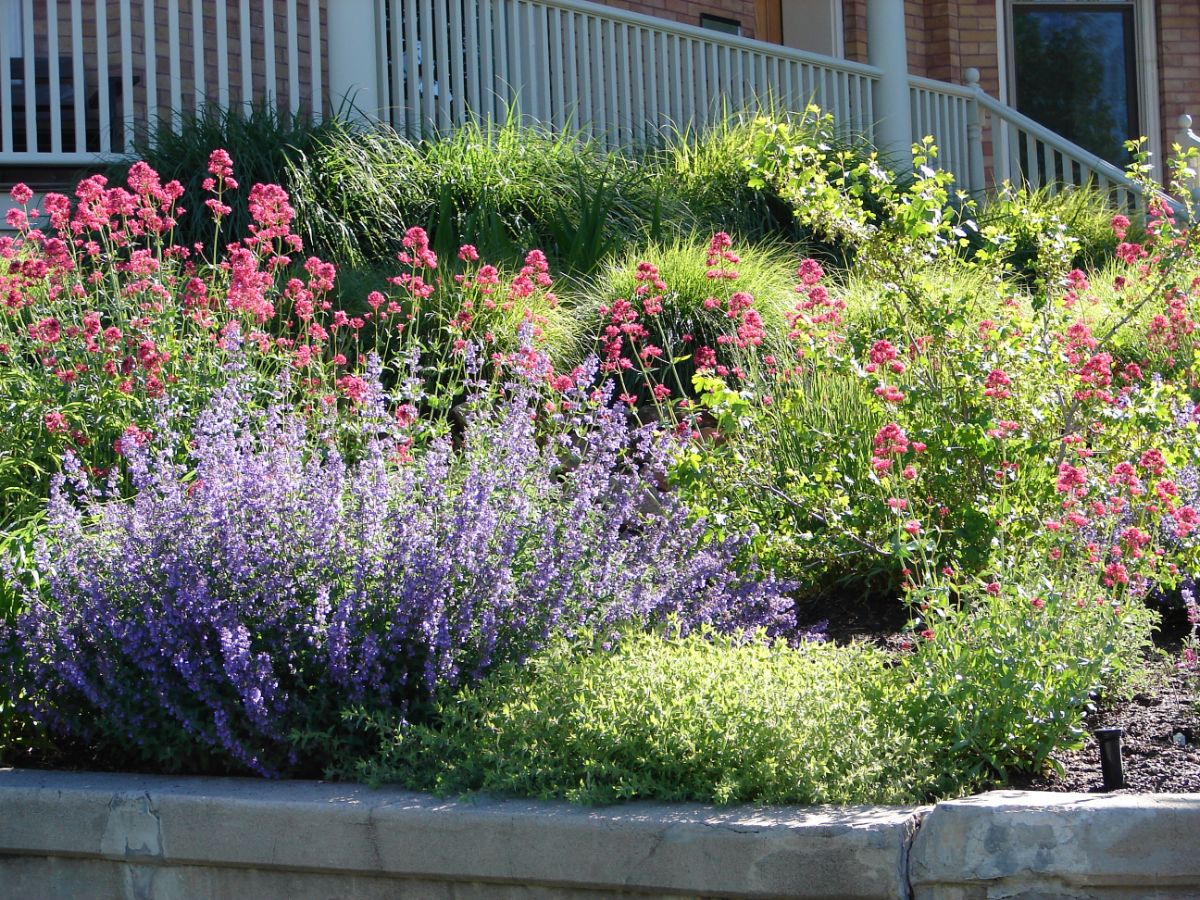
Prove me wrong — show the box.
[903,570,1157,785]
[353,628,940,805]
[969,183,1133,281]
[285,122,425,267]
[656,114,801,243]
[352,571,1157,803]
[656,109,878,255]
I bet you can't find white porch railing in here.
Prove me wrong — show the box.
[0,0,1169,216]
[0,0,324,165]
[976,85,1140,209]
[908,74,980,192]
[907,68,1143,208]
[373,0,881,149]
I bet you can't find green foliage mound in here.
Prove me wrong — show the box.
[353,629,938,805]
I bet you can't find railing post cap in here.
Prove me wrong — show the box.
[1179,113,1194,130]
[964,67,981,86]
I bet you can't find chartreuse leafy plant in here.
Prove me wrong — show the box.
[349,626,941,806]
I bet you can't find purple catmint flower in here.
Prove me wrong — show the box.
[4,362,795,777]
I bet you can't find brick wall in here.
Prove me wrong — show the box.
[597,0,760,39]
[1157,0,1200,160]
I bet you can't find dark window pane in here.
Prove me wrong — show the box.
[1012,4,1138,167]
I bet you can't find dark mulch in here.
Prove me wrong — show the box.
[813,594,1200,795]
[1008,666,1200,794]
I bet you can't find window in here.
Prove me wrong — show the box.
[1010,2,1140,167]
[700,14,741,37]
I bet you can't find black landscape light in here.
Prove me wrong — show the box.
[1094,727,1125,791]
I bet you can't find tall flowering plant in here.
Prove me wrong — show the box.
[0,155,343,541]
[0,153,582,584]
[3,355,793,777]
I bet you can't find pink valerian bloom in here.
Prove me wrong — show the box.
[986,419,1020,440]
[866,339,904,374]
[207,149,237,188]
[113,425,152,456]
[336,375,369,404]
[903,520,921,536]
[1116,241,1146,265]
[693,346,718,370]
[789,283,847,340]
[1030,597,1046,610]
[9,182,33,205]
[206,198,233,219]
[873,423,909,457]
[458,244,479,262]
[705,232,740,279]
[1155,479,1180,503]
[41,191,71,230]
[874,384,904,404]
[736,309,765,347]
[983,368,1012,399]
[1055,463,1088,497]
[28,317,61,345]
[1173,505,1199,537]
[225,247,275,323]
[725,291,754,317]
[1111,214,1131,240]
[246,183,296,242]
[1077,351,1114,391]
[394,403,418,427]
[639,345,663,361]
[796,258,824,286]
[520,249,553,287]
[1103,563,1130,587]
[44,411,68,433]
[1109,461,1142,492]
[985,582,1001,595]
[398,226,438,269]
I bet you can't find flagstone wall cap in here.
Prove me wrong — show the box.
[909,789,1200,896]
[0,768,924,899]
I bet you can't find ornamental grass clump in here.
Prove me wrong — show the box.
[3,360,793,778]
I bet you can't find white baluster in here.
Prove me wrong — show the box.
[964,68,985,195]
[326,0,382,121]
[1175,114,1200,202]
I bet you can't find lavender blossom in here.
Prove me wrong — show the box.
[4,365,794,776]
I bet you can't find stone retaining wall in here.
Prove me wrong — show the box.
[1,769,1197,899]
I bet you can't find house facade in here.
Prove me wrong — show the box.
[600,0,1198,173]
[2,0,1196,209]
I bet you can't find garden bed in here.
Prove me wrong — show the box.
[3,112,1200,811]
